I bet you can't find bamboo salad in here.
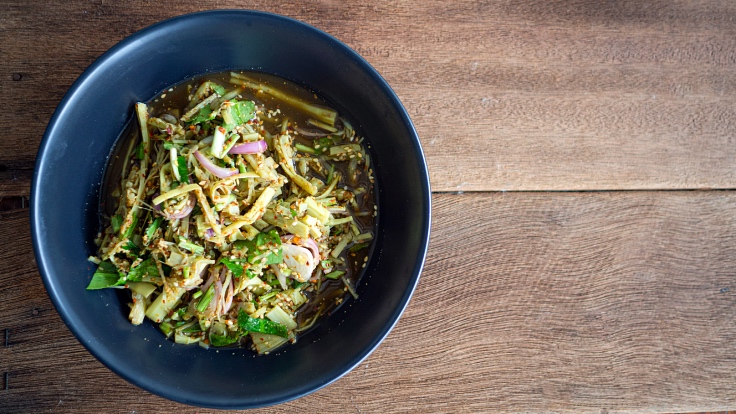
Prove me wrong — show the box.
[87,72,376,354]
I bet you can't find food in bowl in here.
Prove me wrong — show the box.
[87,71,376,354]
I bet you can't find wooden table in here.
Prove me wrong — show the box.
[3,1,736,412]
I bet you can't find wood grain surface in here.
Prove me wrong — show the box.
[4,192,736,413]
[3,0,736,412]
[4,1,736,193]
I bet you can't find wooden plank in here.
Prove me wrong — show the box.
[4,191,736,412]
[3,1,736,194]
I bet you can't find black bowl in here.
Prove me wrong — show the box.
[31,10,430,409]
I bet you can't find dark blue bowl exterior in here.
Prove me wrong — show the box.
[32,10,430,409]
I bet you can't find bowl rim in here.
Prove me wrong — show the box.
[31,9,431,408]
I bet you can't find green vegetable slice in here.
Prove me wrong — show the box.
[178,237,204,255]
[110,215,123,234]
[196,284,215,312]
[324,270,345,280]
[145,217,163,240]
[238,309,288,338]
[122,213,138,239]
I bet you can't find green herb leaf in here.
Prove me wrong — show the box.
[136,142,145,160]
[237,309,288,338]
[86,261,125,290]
[177,156,189,184]
[222,100,255,132]
[212,84,226,95]
[233,229,283,265]
[123,240,140,256]
[145,217,163,240]
[220,257,244,278]
[127,257,159,282]
[187,105,214,125]
[110,215,123,234]
[245,268,257,279]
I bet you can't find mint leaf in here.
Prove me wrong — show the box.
[86,261,125,290]
[233,229,282,265]
[223,100,255,132]
[187,105,214,125]
[220,257,244,278]
[212,84,226,95]
[127,257,159,282]
[177,155,189,184]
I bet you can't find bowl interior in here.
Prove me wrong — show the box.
[32,10,430,409]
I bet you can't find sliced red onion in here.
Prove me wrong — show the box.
[205,228,215,239]
[209,280,222,316]
[271,264,290,290]
[160,113,178,124]
[223,281,234,314]
[228,140,267,154]
[219,266,227,283]
[280,243,316,282]
[281,234,320,262]
[159,193,195,220]
[152,192,161,212]
[193,150,237,179]
[304,238,320,261]
[294,127,329,137]
[201,268,218,292]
